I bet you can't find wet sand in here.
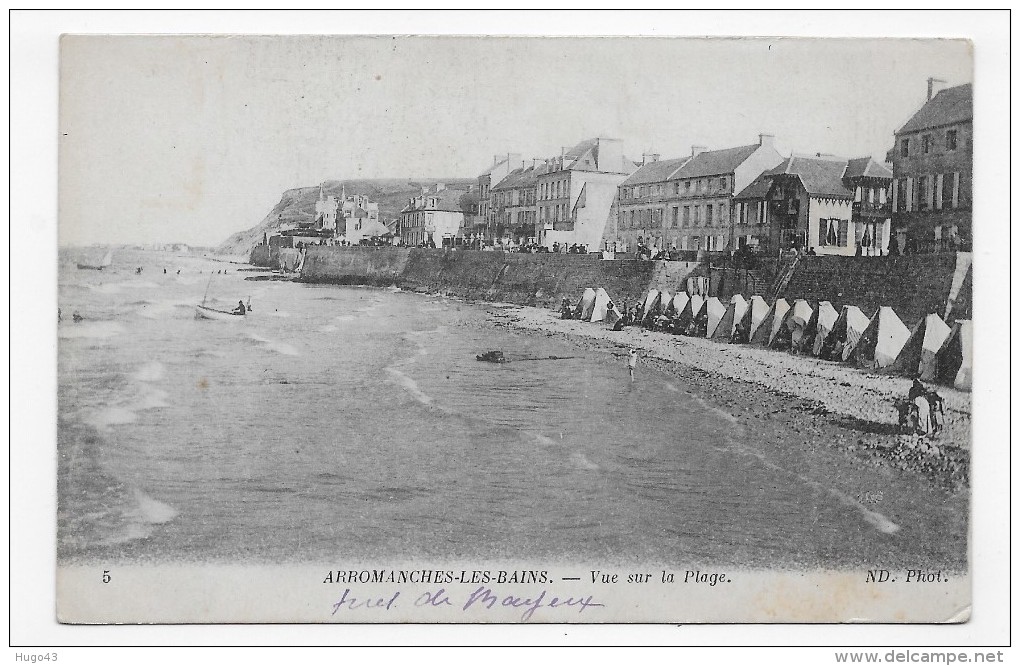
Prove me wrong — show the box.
[497,305,971,494]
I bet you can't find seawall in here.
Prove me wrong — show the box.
[289,246,970,325]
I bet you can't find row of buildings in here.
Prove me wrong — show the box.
[269,184,387,248]
[470,79,972,256]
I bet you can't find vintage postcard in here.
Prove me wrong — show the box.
[54,33,976,626]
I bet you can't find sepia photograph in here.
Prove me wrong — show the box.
[10,8,1011,653]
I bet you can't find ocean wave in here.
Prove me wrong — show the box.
[319,324,339,333]
[133,361,165,382]
[385,366,433,406]
[133,389,169,410]
[59,321,125,339]
[570,451,601,471]
[245,332,299,356]
[89,406,137,429]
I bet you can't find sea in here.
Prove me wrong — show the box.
[57,248,966,569]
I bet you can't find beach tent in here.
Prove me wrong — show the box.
[589,288,614,322]
[819,305,871,361]
[712,294,747,340]
[690,298,711,336]
[704,297,727,338]
[737,295,770,343]
[640,289,659,320]
[931,320,971,391]
[785,299,816,352]
[657,290,673,316]
[766,299,796,349]
[850,306,911,369]
[668,292,690,319]
[640,290,661,325]
[575,288,596,320]
[751,298,790,346]
[810,301,840,356]
[884,313,952,378]
[675,293,704,333]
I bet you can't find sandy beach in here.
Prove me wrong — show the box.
[496,305,971,492]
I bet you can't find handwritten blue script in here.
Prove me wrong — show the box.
[330,586,604,622]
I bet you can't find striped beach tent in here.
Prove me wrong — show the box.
[884,313,952,378]
[751,298,790,347]
[819,305,871,361]
[931,320,971,391]
[737,295,770,343]
[712,294,748,340]
[810,301,840,356]
[667,292,690,319]
[675,293,704,334]
[704,297,727,338]
[850,306,911,369]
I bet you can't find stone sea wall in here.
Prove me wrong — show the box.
[289,246,970,324]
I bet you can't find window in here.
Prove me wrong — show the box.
[922,134,933,154]
[719,177,728,192]
[946,129,958,151]
[693,206,701,224]
[706,204,714,226]
[685,181,692,194]
[917,176,928,211]
[855,186,863,202]
[671,207,679,227]
[682,206,690,226]
[900,138,909,157]
[674,182,681,195]
[818,218,847,247]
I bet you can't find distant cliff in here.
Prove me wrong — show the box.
[216,178,477,256]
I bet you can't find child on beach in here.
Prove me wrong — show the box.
[628,348,638,381]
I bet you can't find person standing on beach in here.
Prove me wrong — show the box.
[628,348,638,381]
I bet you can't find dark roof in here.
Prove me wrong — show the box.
[564,138,599,162]
[843,157,893,180]
[733,171,773,201]
[621,157,690,186]
[897,83,972,134]
[492,165,540,191]
[668,144,760,180]
[768,156,853,199]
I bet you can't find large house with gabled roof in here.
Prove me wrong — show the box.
[536,137,638,251]
[891,82,972,253]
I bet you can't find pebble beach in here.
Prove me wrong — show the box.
[498,305,971,492]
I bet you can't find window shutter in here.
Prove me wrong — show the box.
[952,172,960,208]
[892,180,898,210]
[818,218,827,246]
[935,174,944,209]
[926,175,935,209]
[905,177,913,212]
[838,219,849,247]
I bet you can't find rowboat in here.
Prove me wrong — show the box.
[195,305,246,321]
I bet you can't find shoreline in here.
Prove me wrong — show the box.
[495,304,970,493]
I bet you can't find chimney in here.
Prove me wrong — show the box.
[691,145,707,157]
[758,134,775,148]
[642,152,661,165]
[927,77,947,101]
[507,152,522,168]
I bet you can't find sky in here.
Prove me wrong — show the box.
[57,33,973,247]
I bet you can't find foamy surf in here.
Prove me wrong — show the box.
[133,361,165,382]
[319,325,339,333]
[245,332,299,356]
[570,451,600,471]
[59,321,125,339]
[133,389,169,410]
[89,406,137,429]
[385,366,433,406]
[130,488,178,524]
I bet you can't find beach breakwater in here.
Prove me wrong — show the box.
[288,246,971,324]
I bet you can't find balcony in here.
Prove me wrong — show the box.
[853,201,892,217]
